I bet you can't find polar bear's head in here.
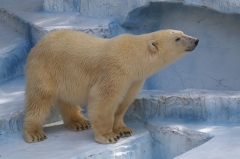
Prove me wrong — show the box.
[148,30,199,57]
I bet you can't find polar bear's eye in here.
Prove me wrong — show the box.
[175,38,181,41]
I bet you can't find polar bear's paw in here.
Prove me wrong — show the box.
[114,126,133,137]
[24,130,47,143]
[65,117,91,131]
[95,132,120,144]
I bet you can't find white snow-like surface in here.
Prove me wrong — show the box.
[1,115,238,159]
[1,0,240,158]
[0,76,25,134]
[0,22,30,82]
[0,120,214,159]
[0,123,151,159]
[0,76,25,116]
[0,76,238,159]
[168,118,240,159]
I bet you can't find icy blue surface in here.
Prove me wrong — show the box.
[1,0,240,90]
[1,0,240,159]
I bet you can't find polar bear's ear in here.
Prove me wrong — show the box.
[148,40,159,52]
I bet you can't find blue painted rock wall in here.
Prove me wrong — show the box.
[122,2,240,91]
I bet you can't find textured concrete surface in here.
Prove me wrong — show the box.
[170,118,240,159]
[0,121,213,159]
[126,90,240,123]
[0,0,240,158]
[0,22,30,82]
[147,118,213,159]
[2,116,237,159]
[0,123,153,159]
[43,0,240,20]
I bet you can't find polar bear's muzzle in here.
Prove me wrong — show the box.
[184,36,199,52]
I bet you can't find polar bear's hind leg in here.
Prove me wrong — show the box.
[56,100,91,131]
[24,88,54,143]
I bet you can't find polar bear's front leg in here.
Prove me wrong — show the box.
[88,81,130,144]
[113,80,145,137]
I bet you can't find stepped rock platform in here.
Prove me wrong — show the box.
[1,0,240,159]
[1,78,240,159]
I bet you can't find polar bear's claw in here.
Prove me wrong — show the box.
[114,126,133,137]
[24,130,47,143]
[95,133,120,144]
[66,118,91,132]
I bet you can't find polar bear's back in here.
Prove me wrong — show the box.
[25,30,109,104]
[26,30,107,76]
[33,30,105,57]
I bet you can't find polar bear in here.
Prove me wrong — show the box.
[23,29,198,144]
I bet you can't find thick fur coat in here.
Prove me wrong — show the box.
[23,29,198,144]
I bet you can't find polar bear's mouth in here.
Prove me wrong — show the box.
[185,48,194,52]
[185,46,197,52]
[185,47,196,52]
[185,49,194,52]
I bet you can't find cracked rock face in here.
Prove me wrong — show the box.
[125,90,240,123]
[131,2,240,91]
[43,0,240,16]
[146,121,213,159]
[183,0,240,14]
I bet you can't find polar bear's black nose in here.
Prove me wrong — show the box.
[195,39,199,46]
